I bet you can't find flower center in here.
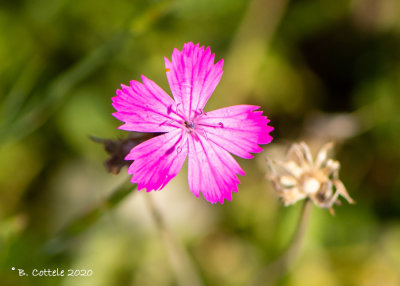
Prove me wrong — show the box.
[302,176,321,194]
[182,118,198,134]
[184,120,196,129]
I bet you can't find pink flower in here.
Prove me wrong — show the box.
[112,42,274,203]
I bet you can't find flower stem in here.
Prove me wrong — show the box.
[251,199,313,286]
[144,194,203,286]
[43,179,136,255]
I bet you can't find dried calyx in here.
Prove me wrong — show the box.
[90,133,157,174]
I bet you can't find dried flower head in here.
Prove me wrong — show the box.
[266,142,354,214]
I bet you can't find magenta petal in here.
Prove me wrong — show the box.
[112,75,181,133]
[112,43,274,204]
[126,129,188,191]
[197,105,274,159]
[164,42,224,119]
[187,133,245,204]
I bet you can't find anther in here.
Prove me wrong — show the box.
[184,121,195,129]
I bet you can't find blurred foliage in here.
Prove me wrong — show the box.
[1,0,400,285]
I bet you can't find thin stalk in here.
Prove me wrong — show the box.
[0,1,175,147]
[219,0,289,106]
[43,179,136,255]
[252,199,313,286]
[144,194,203,286]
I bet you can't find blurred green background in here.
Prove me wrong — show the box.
[1,0,400,285]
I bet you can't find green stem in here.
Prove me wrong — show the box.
[0,1,175,147]
[144,194,204,286]
[43,179,137,254]
[252,199,313,286]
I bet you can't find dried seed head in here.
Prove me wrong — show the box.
[266,142,355,214]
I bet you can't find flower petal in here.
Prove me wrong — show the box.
[112,75,182,133]
[197,105,273,159]
[164,42,224,119]
[315,142,334,169]
[126,129,188,191]
[187,133,245,204]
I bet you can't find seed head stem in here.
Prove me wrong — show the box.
[251,199,313,286]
